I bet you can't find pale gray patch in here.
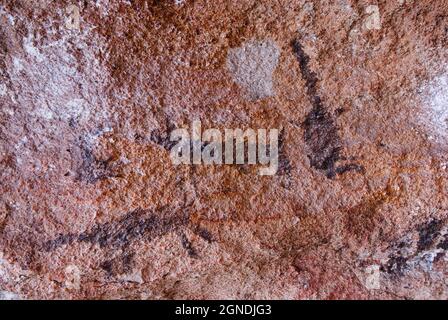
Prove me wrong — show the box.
[419,71,448,140]
[0,291,21,300]
[0,83,6,96]
[226,39,280,100]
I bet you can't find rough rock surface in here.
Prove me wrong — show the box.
[0,0,447,299]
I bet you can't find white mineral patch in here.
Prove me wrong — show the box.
[226,39,280,100]
[420,72,448,139]
[399,0,415,5]
[12,57,24,72]
[0,291,21,300]
[65,265,81,290]
[35,104,54,120]
[23,35,44,62]
[65,98,90,121]
[364,5,381,31]
[0,83,6,96]
[119,270,144,284]
[94,0,113,16]
[0,5,15,25]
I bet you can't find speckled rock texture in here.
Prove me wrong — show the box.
[0,0,447,300]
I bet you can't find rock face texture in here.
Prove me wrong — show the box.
[0,0,447,300]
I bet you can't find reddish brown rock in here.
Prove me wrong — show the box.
[0,0,447,299]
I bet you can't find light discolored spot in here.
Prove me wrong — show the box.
[226,39,280,100]
[364,5,381,31]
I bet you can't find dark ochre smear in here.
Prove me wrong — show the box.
[291,39,364,179]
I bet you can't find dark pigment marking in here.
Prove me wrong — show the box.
[150,128,178,151]
[100,252,135,276]
[336,164,365,175]
[75,143,121,184]
[0,204,12,234]
[0,28,10,80]
[291,39,364,179]
[43,208,188,251]
[149,116,180,151]
[380,255,408,277]
[180,233,198,258]
[277,130,292,177]
[434,252,445,264]
[381,219,447,277]
[68,118,77,128]
[438,234,448,250]
[150,121,210,156]
[194,227,215,243]
[417,219,443,251]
